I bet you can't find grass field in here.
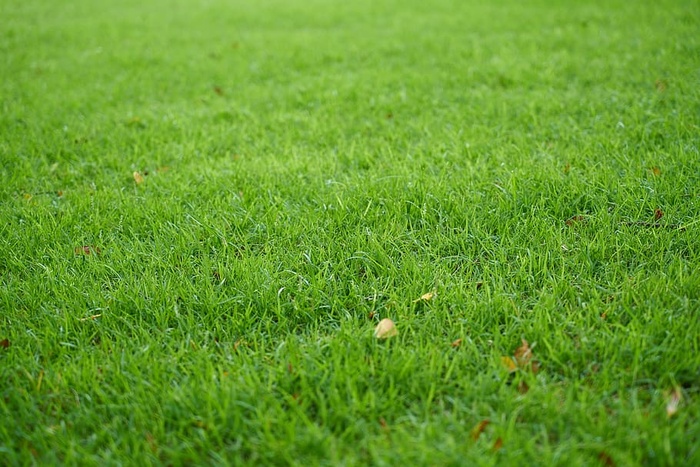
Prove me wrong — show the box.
[2,0,700,464]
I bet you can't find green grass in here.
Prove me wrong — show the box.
[2,0,699,464]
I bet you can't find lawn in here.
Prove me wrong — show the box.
[1,0,699,464]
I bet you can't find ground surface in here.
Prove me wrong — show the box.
[1,0,699,464]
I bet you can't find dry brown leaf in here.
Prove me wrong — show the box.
[654,208,664,221]
[470,419,490,441]
[514,338,533,366]
[74,245,102,256]
[598,451,616,467]
[565,215,587,226]
[374,318,398,339]
[492,437,504,452]
[517,380,529,394]
[666,388,682,418]
[0,338,9,349]
[145,432,158,453]
[655,79,668,92]
[501,339,540,374]
[133,171,145,184]
[451,338,463,348]
[651,166,661,176]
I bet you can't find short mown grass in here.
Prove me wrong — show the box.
[1,0,699,464]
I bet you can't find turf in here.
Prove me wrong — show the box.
[1,0,699,464]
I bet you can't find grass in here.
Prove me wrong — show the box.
[1,0,699,464]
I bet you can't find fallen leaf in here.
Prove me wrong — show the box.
[666,388,681,418]
[517,380,529,394]
[192,419,206,429]
[374,318,398,339]
[500,356,518,373]
[492,437,503,451]
[565,215,587,226]
[654,79,668,92]
[379,418,388,429]
[451,338,463,348]
[501,339,540,374]
[413,291,435,303]
[0,338,10,349]
[133,171,144,184]
[36,369,44,392]
[532,361,541,374]
[74,245,102,256]
[213,85,224,96]
[598,451,616,467]
[654,208,664,221]
[470,419,490,441]
[650,166,661,176]
[78,314,102,322]
[514,339,533,366]
[145,432,158,453]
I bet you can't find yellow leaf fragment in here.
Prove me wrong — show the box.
[133,171,144,184]
[413,291,435,303]
[374,318,398,339]
[500,356,518,373]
